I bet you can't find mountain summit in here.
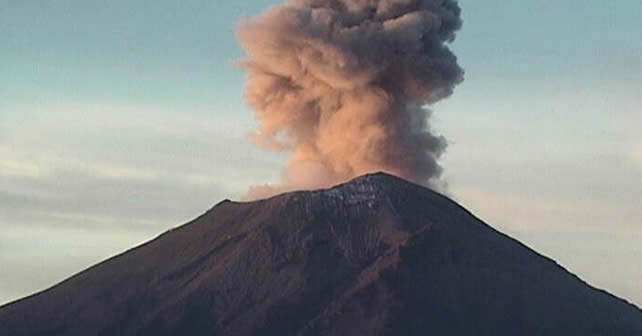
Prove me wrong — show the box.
[1,172,640,335]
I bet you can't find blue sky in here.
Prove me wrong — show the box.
[1,0,640,306]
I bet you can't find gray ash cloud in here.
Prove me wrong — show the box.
[238,0,463,199]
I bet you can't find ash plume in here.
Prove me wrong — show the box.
[238,0,463,199]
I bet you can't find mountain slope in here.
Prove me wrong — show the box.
[1,172,640,335]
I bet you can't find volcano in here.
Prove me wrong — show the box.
[0,173,640,335]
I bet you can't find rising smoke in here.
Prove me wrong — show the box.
[238,0,463,199]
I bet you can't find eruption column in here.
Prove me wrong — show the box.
[238,0,464,199]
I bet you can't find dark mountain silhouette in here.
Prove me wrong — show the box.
[0,172,640,335]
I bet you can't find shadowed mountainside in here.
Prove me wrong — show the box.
[0,172,640,335]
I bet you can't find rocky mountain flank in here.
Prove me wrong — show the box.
[1,172,640,335]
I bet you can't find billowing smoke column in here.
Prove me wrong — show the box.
[238,0,463,199]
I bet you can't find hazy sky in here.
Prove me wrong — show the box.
[1,0,640,306]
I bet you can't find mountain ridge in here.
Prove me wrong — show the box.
[1,172,640,335]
